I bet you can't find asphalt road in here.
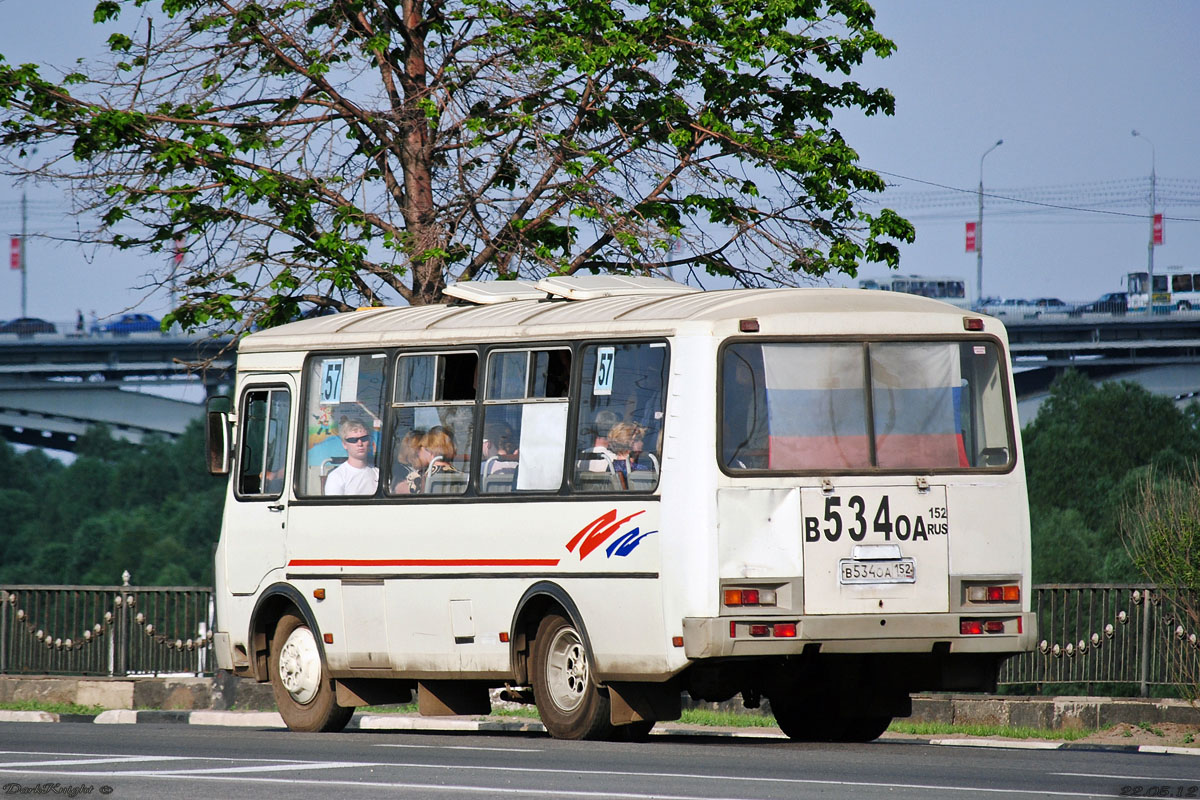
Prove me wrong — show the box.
[1,722,1198,800]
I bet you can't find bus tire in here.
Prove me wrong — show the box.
[833,715,893,743]
[768,695,826,741]
[530,613,614,740]
[269,613,353,733]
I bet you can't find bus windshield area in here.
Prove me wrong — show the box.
[721,340,1012,472]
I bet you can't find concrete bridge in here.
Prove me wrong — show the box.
[0,331,234,451]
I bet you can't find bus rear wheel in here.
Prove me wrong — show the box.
[269,613,353,732]
[530,613,614,740]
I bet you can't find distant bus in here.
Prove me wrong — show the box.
[207,276,1034,742]
[1128,270,1200,312]
[858,274,971,309]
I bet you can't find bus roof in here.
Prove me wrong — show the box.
[238,278,993,354]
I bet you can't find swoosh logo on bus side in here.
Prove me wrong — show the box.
[566,509,654,560]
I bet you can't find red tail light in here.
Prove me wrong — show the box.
[961,620,984,635]
[773,623,797,638]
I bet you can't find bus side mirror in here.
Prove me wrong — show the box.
[206,396,232,476]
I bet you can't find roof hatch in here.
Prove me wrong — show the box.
[535,274,699,301]
[442,280,546,305]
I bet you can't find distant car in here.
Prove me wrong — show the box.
[981,298,1035,318]
[1032,297,1067,310]
[0,317,57,335]
[1070,292,1127,316]
[97,313,161,334]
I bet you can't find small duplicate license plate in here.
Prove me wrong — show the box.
[838,558,916,585]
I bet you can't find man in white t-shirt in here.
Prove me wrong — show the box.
[324,416,379,495]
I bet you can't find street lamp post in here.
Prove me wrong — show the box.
[977,139,1003,307]
[1131,130,1157,314]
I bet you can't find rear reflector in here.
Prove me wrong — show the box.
[499,631,510,643]
[672,636,684,648]
[749,624,770,637]
[984,620,1005,634]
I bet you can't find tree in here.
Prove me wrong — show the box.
[1120,467,1200,699]
[1021,369,1200,582]
[0,0,912,332]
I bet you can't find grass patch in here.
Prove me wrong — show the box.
[678,708,777,728]
[490,707,541,720]
[887,720,1097,741]
[361,703,419,714]
[0,700,106,716]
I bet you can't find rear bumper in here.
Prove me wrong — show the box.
[682,612,1037,659]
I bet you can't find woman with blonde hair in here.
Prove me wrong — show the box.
[606,421,649,489]
[392,428,425,494]
[418,426,459,490]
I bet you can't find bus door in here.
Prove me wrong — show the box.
[225,377,295,595]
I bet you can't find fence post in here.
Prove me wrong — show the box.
[1139,588,1153,697]
[0,590,7,675]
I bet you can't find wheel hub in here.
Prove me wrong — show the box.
[277,625,321,705]
[546,627,589,713]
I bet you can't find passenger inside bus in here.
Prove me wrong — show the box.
[580,410,620,472]
[420,426,465,494]
[323,416,380,495]
[391,428,425,494]
[607,421,654,488]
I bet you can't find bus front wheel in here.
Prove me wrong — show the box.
[269,613,353,732]
[530,613,614,740]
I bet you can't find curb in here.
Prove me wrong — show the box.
[2,709,1198,754]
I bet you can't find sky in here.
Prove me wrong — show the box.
[0,0,1198,325]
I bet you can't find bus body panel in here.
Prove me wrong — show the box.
[213,284,1034,729]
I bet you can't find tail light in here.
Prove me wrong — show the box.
[966,584,1020,603]
[723,587,778,607]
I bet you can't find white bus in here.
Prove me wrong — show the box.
[857,274,971,309]
[208,275,1035,741]
[1127,269,1200,313]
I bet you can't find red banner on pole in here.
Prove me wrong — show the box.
[965,222,977,253]
[9,237,19,270]
[1153,213,1164,246]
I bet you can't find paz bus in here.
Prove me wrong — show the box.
[857,274,971,309]
[207,275,1035,741]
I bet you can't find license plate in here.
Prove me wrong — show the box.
[838,558,916,585]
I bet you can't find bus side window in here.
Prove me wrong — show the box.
[480,348,570,493]
[573,342,668,492]
[237,388,290,499]
[387,351,478,496]
[300,353,387,497]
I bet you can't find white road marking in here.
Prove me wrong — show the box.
[0,756,178,768]
[374,744,540,752]
[1054,771,1200,780]
[0,762,1116,798]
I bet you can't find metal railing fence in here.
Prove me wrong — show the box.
[999,584,1200,694]
[1,581,213,678]
[1,582,1197,691]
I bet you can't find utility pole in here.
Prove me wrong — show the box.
[19,192,27,318]
[1132,130,1157,314]
[976,139,1003,307]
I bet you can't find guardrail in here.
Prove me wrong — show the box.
[999,584,1200,695]
[1,582,1197,692]
[0,580,213,678]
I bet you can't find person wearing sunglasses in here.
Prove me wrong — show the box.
[324,416,379,495]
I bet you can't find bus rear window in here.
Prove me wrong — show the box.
[721,341,1012,472]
